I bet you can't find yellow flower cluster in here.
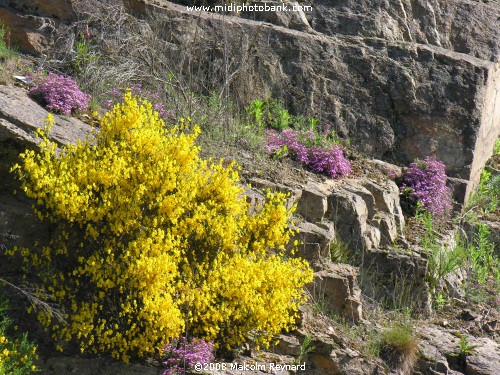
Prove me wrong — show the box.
[10,93,313,361]
[0,332,38,374]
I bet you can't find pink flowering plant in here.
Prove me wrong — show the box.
[29,71,91,115]
[265,128,351,179]
[161,336,215,375]
[103,84,173,121]
[400,156,452,217]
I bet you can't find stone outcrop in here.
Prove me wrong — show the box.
[417,325,500,375]
[0,86,93,252]
[362,247,431,312]
[244,175,407,322]
[0,0,76,20]
[0,0,77,55]
[246,174,406,261]
[308,0,499,62]
[308,261,363,322]
[119,0,499,202]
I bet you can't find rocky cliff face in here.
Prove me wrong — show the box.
[128,0,500,202]
[1,0,498,201]
[308,0,499,62]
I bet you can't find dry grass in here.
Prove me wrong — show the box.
[379,322,419,374]
[40,0,289,173]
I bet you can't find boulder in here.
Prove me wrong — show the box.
[292,221,334,263]
[326,178,404,251]
[0,86,93,147]
[417,325,500,375]
[308,261,363,323]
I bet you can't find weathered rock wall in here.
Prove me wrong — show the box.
[308,0,499,62]
[1,0,499,201]
[121,0,500,200]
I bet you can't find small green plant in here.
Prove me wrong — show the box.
[272,144,288,160]
[0,293,39,374]
[449,335,479,369]
[330,241,354,264]
[462,223,500,307]
[246,99,264,131]
[72,29,99,74]
[308,117,318,131]
[435,293,447,310]
[467,169,499,216]
[0,20,16,61]
[417,210,466,304]
[493,138,500,155]
[292,334,315,365]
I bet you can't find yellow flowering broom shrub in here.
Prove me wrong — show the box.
[10,93,313,362]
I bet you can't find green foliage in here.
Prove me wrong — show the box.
[494,138,500,155]
[417,210,466,305]
[72,33,99,74]
[449,334,480,369]
[10,95,313,362]
[0,21,16,61]
[0,293,38,374]
[462,223,500,307]
[435,293,447,310]
[292,334,315,365]
[246,99,265,131]
[330,241,355,264]
[469,224,499,284]
[245,98,293,132]
[467,169,499,216]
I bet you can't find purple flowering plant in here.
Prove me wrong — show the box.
[28,71,91,115]
[265,128,351,179]
[400,156,452,217]
[103,84,173,121]
[161,336,215,375]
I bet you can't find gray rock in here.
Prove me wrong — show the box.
[362,247,431,312]
[308,261,363,322]
[271,334,301,357]
[308,0,499,62]
[417,325,500,375]
[249,177,302,210]
[295,184,328,223]
[0,86,94,147]
[326,178,404,251]
[292,221,334,263]
[242,1,314,33]
[466,337,500,375]
[326,184,370,250]
[118,0,500,203]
